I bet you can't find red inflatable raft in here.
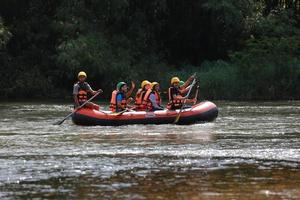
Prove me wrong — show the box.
[72,101,218,126]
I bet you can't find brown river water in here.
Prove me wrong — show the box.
[0,101,299,199]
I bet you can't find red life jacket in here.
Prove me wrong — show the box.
[135,88,147,111]
[109,90,127,112]
[167,86,183,110]
[77,82,89,104]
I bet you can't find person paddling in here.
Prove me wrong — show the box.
[179,81,185,88]
[143,82,164,111]
[110,82,134,112]
[167,76,196,110]
[134,80,151,111]
[73,71,102,110]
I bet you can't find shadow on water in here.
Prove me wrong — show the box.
[0,101,300,199]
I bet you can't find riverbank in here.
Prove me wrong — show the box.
[1,99,300,106]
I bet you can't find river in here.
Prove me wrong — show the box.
[0,101,299,199]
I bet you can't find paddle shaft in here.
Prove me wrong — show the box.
[54,91,101,125]
[174,77,197,124]
[194,85,200,105]
[112,109,128,116]
[112,107,136,116]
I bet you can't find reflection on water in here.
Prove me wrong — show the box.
[0,101,300,199]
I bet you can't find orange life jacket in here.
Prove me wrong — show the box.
[109,90,127,112]
[142,89,153,111]
[154,91,161,106]
[135,88,147,111]
[77,82,89,104]
[142,90,162,111]
[167,86,183,110]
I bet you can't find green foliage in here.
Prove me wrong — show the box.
[0,17,11,49]
[230,35,300,100]
[0,0,299,100]
[167,8,300,100]
[201,0,252,55]
[197,61,238,100]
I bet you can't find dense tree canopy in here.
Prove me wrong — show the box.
[0,0,299,100]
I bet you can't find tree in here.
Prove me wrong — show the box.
[0,17,11,49]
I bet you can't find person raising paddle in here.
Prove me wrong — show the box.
[167,76,196,110]
[73,71,102,110]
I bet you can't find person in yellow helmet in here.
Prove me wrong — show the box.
[167,75,196,110]
[142,82,164,111]
[73,71,103,110]
[134,80,151,111]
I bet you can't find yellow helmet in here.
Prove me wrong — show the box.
[141,80,151,88]
[171,77,180,84]
[78,71,87,78]
[151,82,159,89]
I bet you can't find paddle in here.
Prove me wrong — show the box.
[111,109,129,116]
[98,110,108,115]
[194,85,200,105]
[111,107,136,116]
[173,75,197,124]
[53,90,102,125]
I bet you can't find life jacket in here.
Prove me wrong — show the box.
[77,82,89,104]
[167,86,183,110]
[154,91,161,106]
[142,90,162,111]
[109,90,127,112]
[142,89,153,111]
[135,88,147,111]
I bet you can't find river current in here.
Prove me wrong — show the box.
[0,101,299,199]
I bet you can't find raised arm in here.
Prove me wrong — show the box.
[182,75,195,89]
[126,81,135,99]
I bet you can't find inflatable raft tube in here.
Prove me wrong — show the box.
[72,101,218,126]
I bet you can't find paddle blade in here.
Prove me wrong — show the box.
[53,119,65,125]
[111,113,120,116]
[111,110,126,116]
[173,114,181,124]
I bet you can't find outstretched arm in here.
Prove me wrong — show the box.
[88,88,103,95]
[182,75,195,89]
[126,81,135,99]
[174,95,196,104]
[86,83,103,95]
[179,85,192,95]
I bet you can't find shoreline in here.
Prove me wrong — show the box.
[1,99,300,104]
